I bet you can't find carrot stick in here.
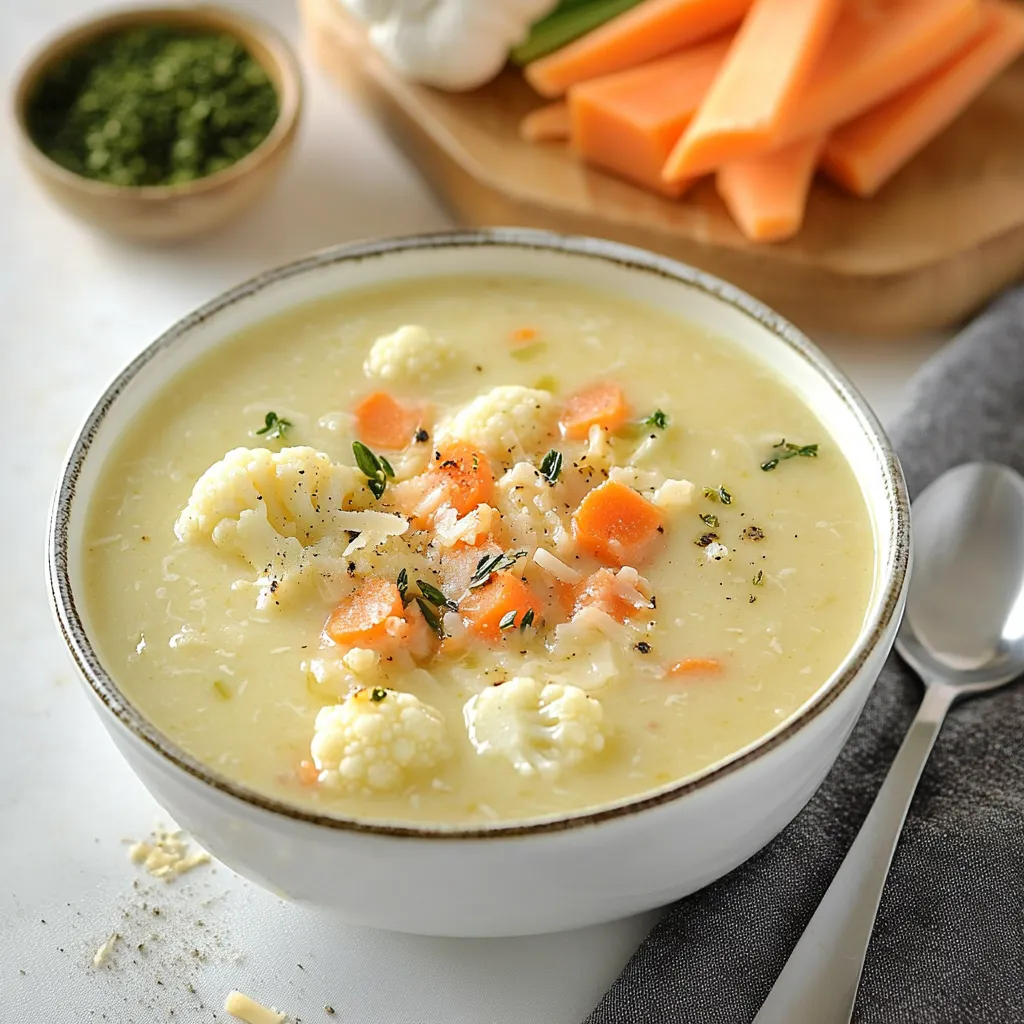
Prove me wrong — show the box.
[822,1,1024,197]
[668,657,722,675]
[525,0,753,98]
[670,0,842,176]
[716,134,824,242]
[520,102,572,142]
[663,0,981,181]
[568,35,731,197]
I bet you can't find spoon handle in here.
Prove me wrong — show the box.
[752,680,958,1024]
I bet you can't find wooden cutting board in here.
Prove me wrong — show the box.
[299,0,1024,337]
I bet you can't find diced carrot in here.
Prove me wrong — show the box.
[520,102,571,142]
[392,442,495,527]
[568,35,730,197]
[668,0,842,177]
[325,577,404,647]
[572,480,665,566]
[552,578,577,618]
[822,2,1024,198]
[525,0,753,98]
[353,391,420,450]
[716,134,824,242]
[432,443,494,516]
[510,326,539,343]
[559,383,630,439]
[663,0,980,180]
[298,760,319,786]
[668,657,723,675]
[574,567,651,622]
[460,572,544,641]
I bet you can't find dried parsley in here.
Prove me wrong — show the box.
[26,26,279,187]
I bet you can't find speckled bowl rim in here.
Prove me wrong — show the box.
[47,228,911,840]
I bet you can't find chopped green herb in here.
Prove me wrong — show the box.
[510,341,548,362]
[212,680,231,700]
[352,441,391,499]
[761,439,819,472]
[702,485,733,504]
[533,374,559,393]
[396,568,409,604]
[520,608,536,632]
[415,596,445,639]
[416,579,458,612]
[539,449,563,484]
[696,532,719,548]
[499,610,517,631]
[25,26,280,188]
[255,411,291,441]
[642,409,669,429]
[469,549,527,589]
[753,570,764,586]
[699,512,719,528]
[380,456,395,478]
[369,687,388,703]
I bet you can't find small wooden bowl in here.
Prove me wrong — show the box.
[12,5,303,242]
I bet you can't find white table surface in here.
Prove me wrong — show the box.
[0,3,949,1021]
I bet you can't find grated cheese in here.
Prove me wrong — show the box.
[224,990,286,1024]
[532,547,582,584]
[127,825,210,882]
[92,932,120,967]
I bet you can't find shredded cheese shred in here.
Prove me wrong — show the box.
[223,990,286,1024]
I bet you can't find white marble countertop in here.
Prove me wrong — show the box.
[0,3,948,1021]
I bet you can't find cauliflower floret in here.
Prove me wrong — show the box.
[494,461,573,557]
[464,676,605,778]
[175,446,407,609]
[436,386,555,462]
[364,325,451,382]
[176,446,364,544]
[311,688,451,793]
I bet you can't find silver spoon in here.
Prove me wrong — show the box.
[753,461,1024,1024]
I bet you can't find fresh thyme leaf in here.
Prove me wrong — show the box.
[415,597,446,639]
[761,439,819,471]
[369,687,388,703]
[468,549,527,589]
[642,409,669,429]
[699,512,719,528]
[752,570,764,586]
[520,608,535,632]
[417,579,458,612]
[396,568,409,604]
[703,485,733,504]
[539,449,563,484]
[352,441,391,499]
[499,610,517,631]
[255,411,291,440]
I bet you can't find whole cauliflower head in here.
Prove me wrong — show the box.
[175,446,407,609]
[311,688,452,793]
[464,676,605,778]
[364,324,451,382]
[437,386,555,462]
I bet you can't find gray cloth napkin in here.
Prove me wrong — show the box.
[586,288,1024,1024]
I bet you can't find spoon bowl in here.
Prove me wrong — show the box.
[754,461,1024,1023]
[897,462,1024,691]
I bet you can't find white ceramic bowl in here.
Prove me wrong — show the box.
[48,230,910,937]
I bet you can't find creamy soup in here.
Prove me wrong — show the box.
[83,276,874,825]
